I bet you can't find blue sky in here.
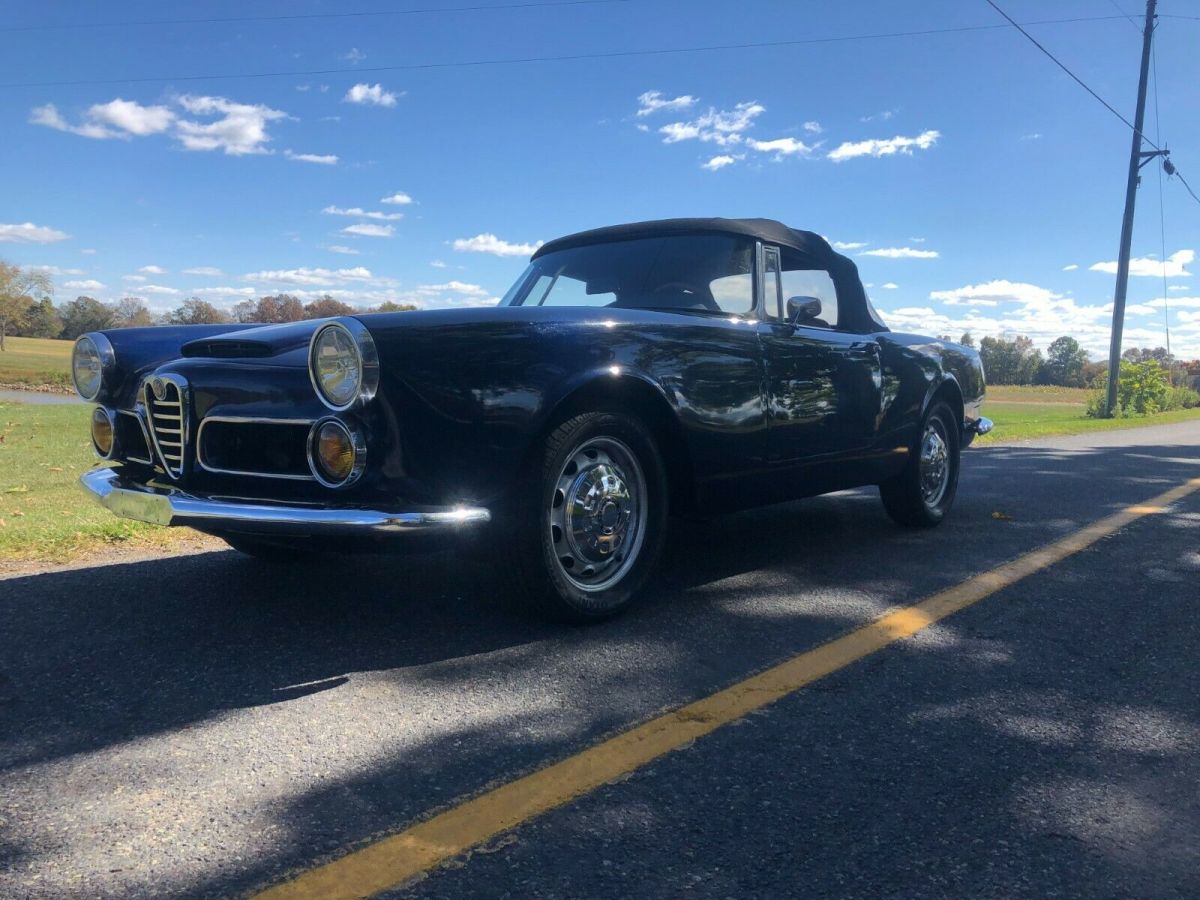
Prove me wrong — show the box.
[2,0,1198,357]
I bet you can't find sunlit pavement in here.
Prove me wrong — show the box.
[3,421,1199,898]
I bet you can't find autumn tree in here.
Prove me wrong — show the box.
[303,295,356,319]
[0,260,53,350]
[166,298,230,325]
[22,297,62,338]
[59,296,115,340]
[255,294,305,323]
[111,297,156,328]
[372,301,419,313]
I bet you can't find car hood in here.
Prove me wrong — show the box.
[180,319,326,359]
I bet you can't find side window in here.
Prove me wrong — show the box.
[780,267,839,329]
[709,272,754,314]
[760,246,782,320]
[534,274,615,307]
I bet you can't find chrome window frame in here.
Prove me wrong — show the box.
[195,416,318,482]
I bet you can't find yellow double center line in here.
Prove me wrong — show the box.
[258,476,1200,900]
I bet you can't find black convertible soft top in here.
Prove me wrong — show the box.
[533,217,838,264]
[532,217,888,332]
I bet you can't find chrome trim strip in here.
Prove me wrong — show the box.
[80,467,491,535]
[196,416,317,482]
[117,410,154,465]
[306,417,366,489]
[307,317,380,412]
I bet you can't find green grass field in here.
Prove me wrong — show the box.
[0,335,73,388]
[0,402,203,565]
[978,384,1200,444]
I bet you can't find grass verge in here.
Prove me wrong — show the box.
[978,391,1200,444]
[0,335,73,389]
[0,402,210,567]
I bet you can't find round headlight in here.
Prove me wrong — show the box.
[307,419,365,487]
[91,407,115,457]
[308,320,378,411]
[72,334,114,401]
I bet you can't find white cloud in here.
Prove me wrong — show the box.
[139,284,180,295]
[342,223,395,237]
[182,266,223,276]
[285,150,338,165]
[453,233,542,257]
[343,83,399,107]
[322,205,403,221]
[1089,249,1193,278]
[189,286,257,300]
[702,154,737,171]
[828,129,940,162]
[803,121,823,134]
[123,274,148,283]
[341,48,366,62]
[31,99,174,140]
[1021,133,1042,141]
[326,245,360,255]
[380,192,414,205]
[659,101,764,147]
[30,265,85,276]
[860,109,896,123]
[1062,264,1079,271]
[832,240,867,251]
[64,279,105,290]
[243,266,377,286]
[430,260,447,268]
[174,94,288,155]
[746,137,817,158]
[81,248,96,255]
[861,247,939,259]
[930,279,1059,307]
[0,222,70,243]
[1168,285,1190,292]
[881,282,899,289]
[636,90,698,117]
[139,265,166,274]
[417,280,489,297]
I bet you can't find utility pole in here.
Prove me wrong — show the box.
[1105,0,1161,416]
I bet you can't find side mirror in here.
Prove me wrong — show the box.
[786,296,822,325]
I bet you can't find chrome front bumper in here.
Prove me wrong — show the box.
[80,467,491,536]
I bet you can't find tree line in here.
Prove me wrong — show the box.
[946,332,1200,390]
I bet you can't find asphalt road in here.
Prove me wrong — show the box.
[2,422,1199,898]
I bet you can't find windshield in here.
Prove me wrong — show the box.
[501,235,756,316]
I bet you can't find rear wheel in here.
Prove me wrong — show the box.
[501,411,669,622]
[879,400,960,527]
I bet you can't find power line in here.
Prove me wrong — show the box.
[985,0,1200,210]
[1107,0,1144,33]
[0,0,634,33]
[0,14,1134,89]
[983,0,1158,149]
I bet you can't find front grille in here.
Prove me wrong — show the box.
[197,418,314,480]
[145,378,187,478]
[116,410,153,465]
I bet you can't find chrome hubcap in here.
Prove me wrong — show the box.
[919,420,950,507]
[549,437,646,592]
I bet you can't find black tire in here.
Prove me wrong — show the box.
[879,400,960,527]
[221,534,319,561]
[499,411,669,623]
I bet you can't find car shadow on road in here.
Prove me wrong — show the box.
[1,440,1198,895]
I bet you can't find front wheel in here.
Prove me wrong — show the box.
[502,411,669,622]
[879,400,960,527]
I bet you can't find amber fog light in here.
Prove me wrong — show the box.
[91,407,115,457]
[308,419,364,487]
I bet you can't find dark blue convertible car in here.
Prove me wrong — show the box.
[74,218,990,620]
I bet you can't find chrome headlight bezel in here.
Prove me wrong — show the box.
[90,406,117,459]
[306,417,367,489]
[307,319,379,412]
[71,333,116,401]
